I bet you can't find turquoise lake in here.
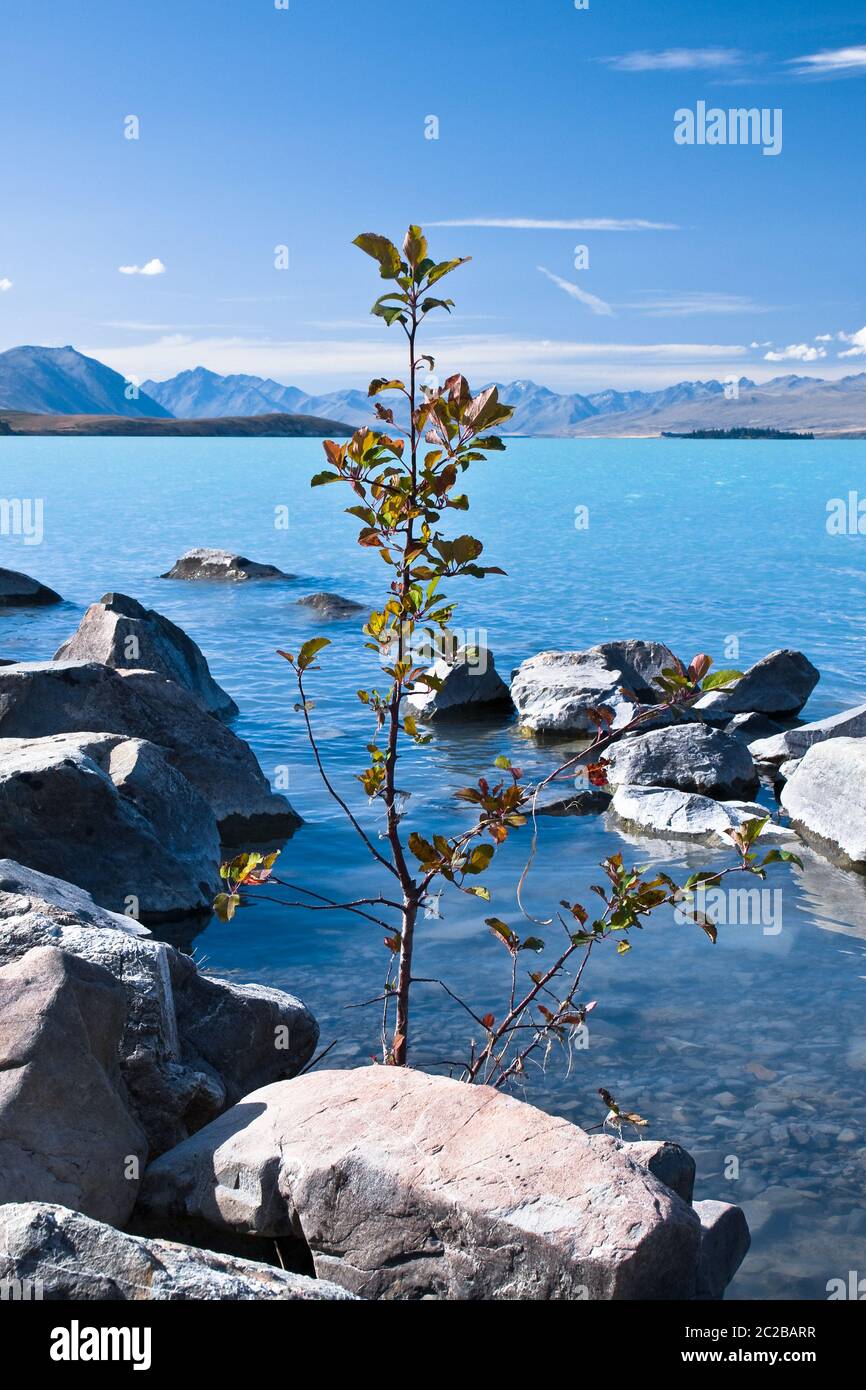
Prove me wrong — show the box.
[1,435,865,1299]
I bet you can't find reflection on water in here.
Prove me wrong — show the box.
[1,436,865,1299]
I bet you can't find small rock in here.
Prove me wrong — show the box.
[0,566,62,606]
[55,592,237,719]
[713,1092,738,1108]
[780,738,866,872]
[608,786,792,844]
[297,592,364,618]
[749,702,866,766]
[511,640,682,736]
[695,649,819,720]
[406,645,513,721]
[604,725,759,800]
[837,1128,858,1144]
[161,548,295,582]
[533,785,612,816]
[725,712,783,744]
[0,947,147,1224]
[0,733,220,920]
[0,1203,357,1300]
[693,1200,751,1299]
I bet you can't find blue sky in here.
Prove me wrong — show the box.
[1,0,864,392]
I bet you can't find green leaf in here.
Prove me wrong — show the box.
[486,917,517,950]
[760,848,805,870]
[310,470,341,487]
[353,232,402,279]
[425,257,471,287]
[213,892,241,923]
[519,936,545,953]
[701,668,744,691]
[297,637,331,671]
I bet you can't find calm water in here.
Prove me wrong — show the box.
[2,436,866,1299]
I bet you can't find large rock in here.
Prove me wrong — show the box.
[161,548,294,582]
[695,649,819,720]
[0,661,299,842]
[0,566,61,606]
[608,785,796,845]
[511,640,682,736]
[0,947,147,1224]
[137,1067,706,1300]
[297,592,364,618]
[0,732,220,920]
[780,738,866,872]
[589,1135,695,1204]
[0,1203,357,1300]
[604,725,759,800]
[55,592,237,719]
[406,645,513,721]
[749,702,866,767]
[0,861,319,1155]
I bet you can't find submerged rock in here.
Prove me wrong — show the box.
[608,785,796,845]
[0,566,62,607]
[161,548,295,582]
[138,1066,707,1301]
[0,860,319,1155]
[0,661,299,842]
[0,1203,357,1300]
[406,645,512,721]
[695,649,819,721]
[296,592,364,618]
[55,592,237,719]
[780,738,866,873]
[0,732,220,920]
[749,702,866,766]
[693,1200,751,1300]
[533,785,612,816]
[0,947,147,1224]
[604,724,759,800]
[511,640,681,736]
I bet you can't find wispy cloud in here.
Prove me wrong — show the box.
[790,46,866,77]
[118,258,166,277]
[621,292,770,317]
[764,343,827,362]
[426,217,679,232]
[0,278,12,292]
[537,266,613,317]
[604,48,745,72]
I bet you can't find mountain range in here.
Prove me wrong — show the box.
[2,345,866,437]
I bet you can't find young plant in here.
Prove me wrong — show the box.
[217,227,803,1103]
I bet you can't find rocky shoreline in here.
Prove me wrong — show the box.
[1,552,863,1299]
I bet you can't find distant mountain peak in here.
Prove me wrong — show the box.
[0,344,172,418]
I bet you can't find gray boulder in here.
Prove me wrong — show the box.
[406,645,512,721]
[693,1200,751,1299]
[0,661,299,842]
[0,566,61,606]
[0,1203,357,1300]
[608,785,797,845]
[533,785,612,816]
[138,1066,705,1300]
[725,711,783,744]
[0,732,220,920]
[162,548,294,582]
[0,860,319,1155]
[749,702,866,767]
[695,648,819,721]
[589,1135,695,1204]
[604,725,759,800]
[297,592,364,618]
[0,947,147,1224]
[54,592,237,719]
[511,640,682,736]
[780,738,866,873]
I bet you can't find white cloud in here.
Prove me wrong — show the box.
[604,48,745,72]
[790,46,866,77]
[814,333,833,342]
[82,331,751,394]
[425,217,679,232]
[764,343,827,362]
[537,266,613,317]
[839,327,866,358]
[622,292,768,317]
[118,258,166,276]
[0,278,12,292]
